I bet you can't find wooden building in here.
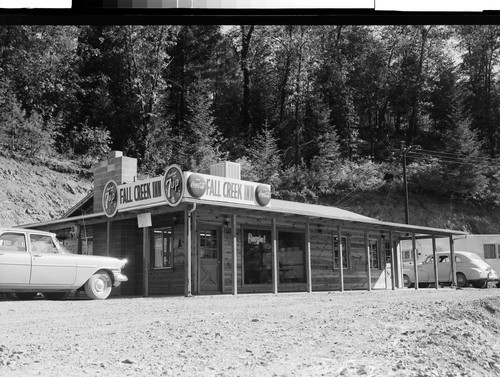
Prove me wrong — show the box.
[24,151,467,296]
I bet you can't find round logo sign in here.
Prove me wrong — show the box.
[187,173,206,198]
[102,180,118,217]
[255,185,271,206]
[164,165,184,207]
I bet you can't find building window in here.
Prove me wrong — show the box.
[384,242,392,264]
[402,249,413,262]
[484,244,496,259]
[243,229,272,284]
[278,231,305,283]
[199,230,218,259]
[369,239,379,269]
[333,236,348,269]
[153,227,173,268]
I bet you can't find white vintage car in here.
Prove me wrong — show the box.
[0,228,127,300]
[403,250,498,288]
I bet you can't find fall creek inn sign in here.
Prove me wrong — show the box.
[24,151,466,297]
[101,165,272,217]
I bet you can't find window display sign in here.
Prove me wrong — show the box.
[243,229,272,284]
[184,172,271,207]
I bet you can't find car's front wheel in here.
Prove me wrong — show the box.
[84,271,112,300]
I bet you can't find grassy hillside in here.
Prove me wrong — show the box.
[0,156,92,228]
[328,190,500,234]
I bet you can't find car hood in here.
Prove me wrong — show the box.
[73,254,127,269]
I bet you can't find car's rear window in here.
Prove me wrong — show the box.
[0,233,27,251]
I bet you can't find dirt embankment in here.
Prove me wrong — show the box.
[0,156,92,227]
[1,288,500,376]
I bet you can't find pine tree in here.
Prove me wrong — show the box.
[311,130,342,194]
[441,116,488,200]
[246,122,281,187]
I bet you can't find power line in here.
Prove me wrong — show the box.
[407,151,496,167]
[413,148,499,164]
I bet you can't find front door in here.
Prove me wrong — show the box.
[199,228,221,292]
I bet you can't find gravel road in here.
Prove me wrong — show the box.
[1,288,500,376]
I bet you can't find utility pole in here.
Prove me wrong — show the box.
[402,146,410,225]
[401,144,420,225]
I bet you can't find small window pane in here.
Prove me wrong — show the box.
[333,237,348,269]
[484,244,496,259]
[369,240,379,269]
[153,228,173,268]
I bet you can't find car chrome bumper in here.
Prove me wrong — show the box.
[112,272,128,287]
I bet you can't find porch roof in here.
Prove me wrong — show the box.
[21,195,468,239]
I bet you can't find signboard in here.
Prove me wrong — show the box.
[164,165,184,207]
[184,172,271,207]
[137,213,152,228]
[102,180,119,217]
[102,164,270,218]
[118,177,164,211]
[102,164,185,217]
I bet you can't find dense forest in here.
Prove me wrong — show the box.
[1,25,500,209]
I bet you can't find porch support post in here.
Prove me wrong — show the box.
[432,235,439,289]
[337,225,344,292]
[364,230,372,291]
[232,214,238,295]
[450,236,457,287]
[272,217,278,294]
[184,206,193,297]
[106,221,111,256]
[142,226,150,297]
[389,231,395,291]
[412,233,419,290]
[306,220,312,293]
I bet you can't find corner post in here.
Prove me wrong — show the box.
[232,214,238,295]
[412,233,418,290]
[306,220,312,293]
[432,235,439,289]
[272,217,278,294]
[364,230,372,291]
[142,227,150,297]
[450,236,457,287]
[184,205,195,297]
[389,231,395,290]
[337,225,344,292]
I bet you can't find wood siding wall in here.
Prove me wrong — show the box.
[93,207,395,296]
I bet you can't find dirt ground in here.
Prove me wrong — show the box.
[2,288,500,377]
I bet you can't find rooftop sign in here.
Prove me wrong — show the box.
[184,172,271,207]
[102,164,270,218]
